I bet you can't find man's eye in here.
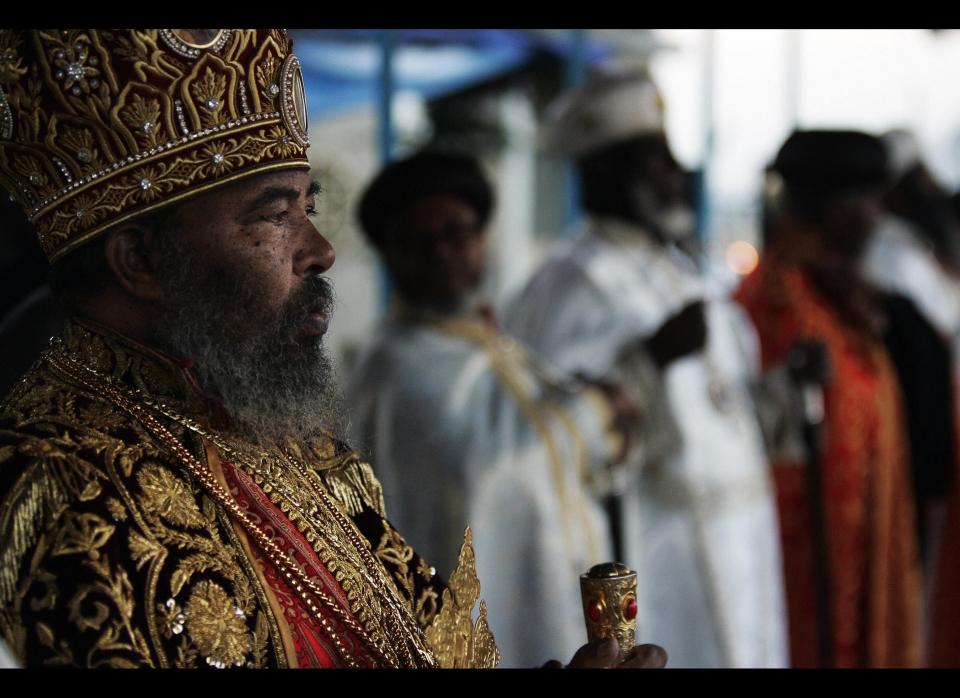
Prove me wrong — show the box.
[261,211,289,223]
[306,206,318,218]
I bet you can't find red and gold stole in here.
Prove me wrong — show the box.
[736,262,922,668]
[208,453,379,668]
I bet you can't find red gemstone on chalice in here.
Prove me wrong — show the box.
[623,597,638,621]
[587,599,602,623]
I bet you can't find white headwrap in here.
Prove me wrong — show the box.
[883,129,923,181]
[542,67,666,158]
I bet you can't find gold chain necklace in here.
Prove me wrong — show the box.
[163,415,433,669]
[276,448,435,666]
[46,344,435,668]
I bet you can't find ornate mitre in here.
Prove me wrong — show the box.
[0,29,311,261]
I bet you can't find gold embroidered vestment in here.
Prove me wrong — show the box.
[0,320,478,668]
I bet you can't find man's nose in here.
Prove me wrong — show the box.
[294,218,336,276]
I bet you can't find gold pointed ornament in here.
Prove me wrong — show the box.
[424,528,500,668]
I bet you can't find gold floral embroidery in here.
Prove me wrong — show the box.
[65,192,105,229]
[0,31,28,85]
[255,54,280,106]
[104,497,128,522]
[128,530,163,571]
[40,30,101,95]
[66,554,155,667]
[136,462,207,530]
[414,587,440,628]
[157,597,187,639]
[58,126,100,167]
[197,141,244,177]
[11,154,47,191]
[375,527,416,598]
[50,511,114,559]
[35,621,75,666]
[125,165,172,204]
[184,580,252,668]
[104,30,152,70]
[190,68,227,127]
[263,124,301,159]
[120,95,161,148]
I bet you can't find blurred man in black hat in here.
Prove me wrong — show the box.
[349,150,643,667]
[736,129,923,668]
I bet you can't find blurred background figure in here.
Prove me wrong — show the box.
[861,130,960,606]
[736,130,923,668]
[868,133,960,668]
[504,68,787,668]
[348,151,639,667]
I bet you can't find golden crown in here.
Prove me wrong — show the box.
[0,29,311,261]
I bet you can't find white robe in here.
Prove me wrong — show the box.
[505,219,789,668]
[349,309,615,668]
[863,214,960,345]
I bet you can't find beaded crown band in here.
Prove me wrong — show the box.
[0,29,310,261]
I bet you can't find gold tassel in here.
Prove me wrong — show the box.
[319,458,387,519]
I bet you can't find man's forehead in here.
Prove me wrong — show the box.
[227,169,315,200]
[187,168,312,205]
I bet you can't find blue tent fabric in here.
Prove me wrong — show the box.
[289,29,610,118]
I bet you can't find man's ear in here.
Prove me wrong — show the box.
[102,223,165,303]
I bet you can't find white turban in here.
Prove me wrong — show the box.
[542,67,666,158]
[883,129,923,181]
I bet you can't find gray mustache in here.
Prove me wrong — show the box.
[281,275,336,327]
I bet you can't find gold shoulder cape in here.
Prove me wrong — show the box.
[0,320,498,668]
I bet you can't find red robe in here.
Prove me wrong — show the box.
[929,376,960,667]
[736,261,922,667]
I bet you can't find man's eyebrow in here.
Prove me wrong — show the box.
[242,186,300,214]
[308,180,322,197]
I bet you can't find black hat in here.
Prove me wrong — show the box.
[771,130,891,195]
[357,151,494,247]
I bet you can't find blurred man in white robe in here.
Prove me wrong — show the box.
[348,152,639,668]
[505,68,788,668]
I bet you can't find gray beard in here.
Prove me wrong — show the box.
[630,182,697,243]
[152,235,347,447]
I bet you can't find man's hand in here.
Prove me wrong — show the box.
[587,379,643,464]
[541,638,668,669]
[644,300,707,368]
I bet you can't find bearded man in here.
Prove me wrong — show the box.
[0,29,665,670]
[505,68,787,668]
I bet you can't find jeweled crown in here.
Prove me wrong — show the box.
[0,29,311,261]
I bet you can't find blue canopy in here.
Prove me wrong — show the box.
[289,29,611,119]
